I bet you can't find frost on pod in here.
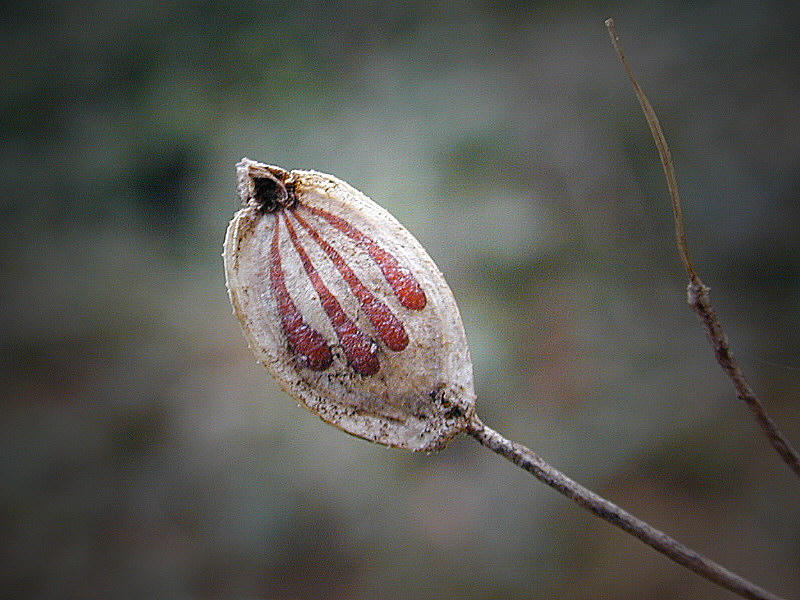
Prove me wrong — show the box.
[223,159,476,451]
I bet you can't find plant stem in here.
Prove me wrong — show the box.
[466,414,786,600]
[686,282,800,478]
[604,17,800,479]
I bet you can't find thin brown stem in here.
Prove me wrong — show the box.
[466,414,787,600]
[687,281,800,477]
[605,18,696,282]
[604,17,800,479]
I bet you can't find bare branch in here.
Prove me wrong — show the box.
[604,17,800,479]
[467,414,787,600]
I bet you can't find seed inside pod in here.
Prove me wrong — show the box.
[223,158,475,451]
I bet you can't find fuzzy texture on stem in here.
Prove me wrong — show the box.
[605,17,800,479]
[466,414,786,600]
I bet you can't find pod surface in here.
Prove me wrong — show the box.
[223,158,475,451]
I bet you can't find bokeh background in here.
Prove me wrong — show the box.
[3,1,800,598]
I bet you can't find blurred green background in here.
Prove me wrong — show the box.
[3,1,800,598]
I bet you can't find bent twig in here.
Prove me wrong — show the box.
[605,17,800,479]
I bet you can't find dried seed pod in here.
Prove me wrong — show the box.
[223,158,475,451]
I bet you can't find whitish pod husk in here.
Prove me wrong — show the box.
[223,158,475,451]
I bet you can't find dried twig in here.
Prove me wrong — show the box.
[467,414,786,600]
[605,17,800,479]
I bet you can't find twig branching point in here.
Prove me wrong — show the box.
[604,17,800,479]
